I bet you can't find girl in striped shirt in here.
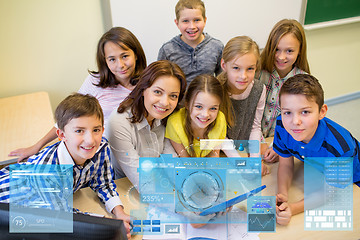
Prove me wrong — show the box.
[257,19,310,163]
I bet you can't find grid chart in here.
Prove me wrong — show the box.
[304,157,353,231]
[131,219,162,234]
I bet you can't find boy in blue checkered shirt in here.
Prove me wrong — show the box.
[273,74,360,226]
[0,93,131,238]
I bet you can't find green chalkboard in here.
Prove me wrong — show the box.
[304,0,360,25]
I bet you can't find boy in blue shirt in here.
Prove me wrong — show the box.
[0,93,131,238]
[157,0,223,85]
[273,74,360,225]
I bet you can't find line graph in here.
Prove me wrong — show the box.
[248,214,275,232]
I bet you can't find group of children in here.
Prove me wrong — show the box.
[2,0,359,235]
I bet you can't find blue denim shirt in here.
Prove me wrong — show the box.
[158,33,223,85]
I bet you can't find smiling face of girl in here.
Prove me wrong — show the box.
[274,33,300,78]
[104,41,137,88]
[221,52,257,95]
[189,91,221,131]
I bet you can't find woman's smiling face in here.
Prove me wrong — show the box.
[143,75,181,125]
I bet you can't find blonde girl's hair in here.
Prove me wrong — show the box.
[184,74,233,156]
[218,35,260,84]
[260,19,310,74]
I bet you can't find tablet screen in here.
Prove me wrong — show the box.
[199,185,266,216]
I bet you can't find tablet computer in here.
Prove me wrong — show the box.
[199,185,266,216]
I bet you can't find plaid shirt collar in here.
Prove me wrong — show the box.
[57,140,105,166]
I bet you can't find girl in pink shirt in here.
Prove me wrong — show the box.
[10,27,146,162]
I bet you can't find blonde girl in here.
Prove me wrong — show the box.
[166,74,233,158]
[218,36,269,175]
[258,19,310,162]
[219,36,265,145]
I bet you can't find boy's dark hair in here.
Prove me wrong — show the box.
[175,0,206,20]
[279,74,324,110]
[55,93,104,130]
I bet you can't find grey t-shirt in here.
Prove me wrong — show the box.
[158,33,223,85]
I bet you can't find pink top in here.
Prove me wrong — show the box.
[78,75,132,128]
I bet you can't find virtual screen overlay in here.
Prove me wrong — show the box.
[247,196,276,232]
[9,164,73,233]
[132,139,278,236]
[5,140,355,235]
[133,140,355,236]
[304,157,353,231]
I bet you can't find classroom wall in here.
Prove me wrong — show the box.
[0,0,104,111]
[109,0,304,63]
[306,21,360,99]
[0,1,359,112]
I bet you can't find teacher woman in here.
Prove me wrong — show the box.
[105,60,187,188]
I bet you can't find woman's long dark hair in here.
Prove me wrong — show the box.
[118,60,187,125]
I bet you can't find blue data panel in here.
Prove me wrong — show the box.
[9,164,73,233]
[137,154,262,228]
[304,157,353,231]
[247,196,276,232]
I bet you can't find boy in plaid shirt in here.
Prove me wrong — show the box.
[0,93,131,238]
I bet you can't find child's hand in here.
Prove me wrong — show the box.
[276,193,288,207]
[261,162,270,176]
[9,145,41,163]
[276,193,292,225]
[112,206,131,239]
[276,202,292,225]
[214,206,233,218]
[190,223,208,228]
[122,221,132,240]
[262,147,279,163]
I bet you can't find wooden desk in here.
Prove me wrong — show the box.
[73,178,141,218]
[0,92,54,165]
[73,160,360,240]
